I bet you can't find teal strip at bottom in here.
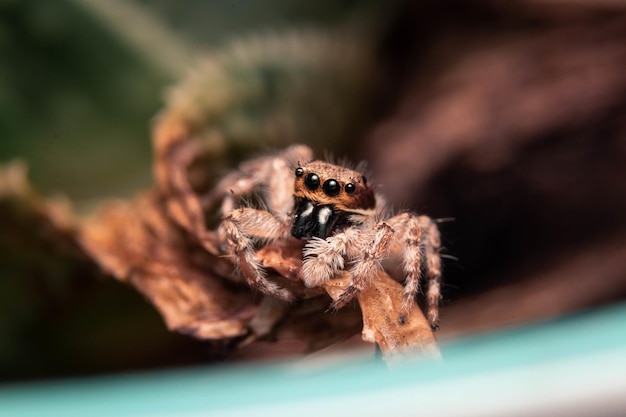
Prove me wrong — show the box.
[2,302,626,417]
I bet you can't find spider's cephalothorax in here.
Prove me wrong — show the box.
[291,161,375,240]
[216,145,443,329]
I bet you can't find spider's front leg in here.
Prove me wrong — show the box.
[219,208,295,301]
[332,222,395,310]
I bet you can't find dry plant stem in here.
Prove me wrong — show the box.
[259,240,440,359]
[323,272,441,361]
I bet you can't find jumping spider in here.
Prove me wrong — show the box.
[216,145,442,329]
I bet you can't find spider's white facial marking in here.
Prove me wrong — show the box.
[300,201,315,218]
[318,206,332,225]
[292,199,347,240]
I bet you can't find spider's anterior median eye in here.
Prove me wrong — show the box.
[345,183,356,194]
[295,167,304,177]
[304,173,320,190]
[323,179,340,196]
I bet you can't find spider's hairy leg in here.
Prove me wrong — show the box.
[218,207,294,301]
[266,152,299,222]
[388,213,442,329]
[420,215,442,329]
[301,228,361,288]
[333,222,394,310]
[204,145,313,216]
[389,213,423,318]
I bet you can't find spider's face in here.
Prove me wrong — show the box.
[291,161,375,240]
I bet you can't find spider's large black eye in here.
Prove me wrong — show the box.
[323,179,340,196]
[295,167,304,177]
[345,183,356,194]
[304,173,320,190]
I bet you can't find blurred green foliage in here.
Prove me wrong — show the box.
[0,0,166,206]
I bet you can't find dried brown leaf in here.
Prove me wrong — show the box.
[0,161,88,263]
[79,191,257,339]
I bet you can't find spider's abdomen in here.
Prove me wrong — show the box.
[291,198,351,239]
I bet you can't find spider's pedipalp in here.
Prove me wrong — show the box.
[301,229,360,288]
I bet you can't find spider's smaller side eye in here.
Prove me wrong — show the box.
[345,183,356,194]
[305,173,320,190]
[295,167,304,177]
[362,176,368,186]
[323,179,340,196]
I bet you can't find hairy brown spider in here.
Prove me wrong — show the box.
[216,145,443,328]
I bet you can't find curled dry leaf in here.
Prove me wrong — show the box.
[79,191,257,339]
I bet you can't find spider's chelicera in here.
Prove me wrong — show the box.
[215,145,443,329]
